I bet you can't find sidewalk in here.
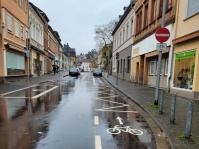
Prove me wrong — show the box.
[0,71,68,95]
[103,73,199,149]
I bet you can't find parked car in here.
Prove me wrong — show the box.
[93,69,102,77]
[69,68,80,76]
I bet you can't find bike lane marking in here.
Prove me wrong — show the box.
[95,136,102,149]
[94,116,99,125]
[31,86,58,99]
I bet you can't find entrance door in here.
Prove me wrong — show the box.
[123,59,125,79]
[37,53,40,76]
[136,62,139,83]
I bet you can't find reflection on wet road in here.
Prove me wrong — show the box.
[0,73,156,149]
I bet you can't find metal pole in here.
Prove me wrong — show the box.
[159,89,164,114]
[170,94,176,124]
[154,0,166,105]
[107,52,109,78]
[28,56,29,84]
[185,101,194,139]
[116,60,118,85]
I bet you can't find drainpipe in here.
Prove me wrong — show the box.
[167,0,180,92]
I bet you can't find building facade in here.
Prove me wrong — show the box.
[171,0,199,99]
[29,2,45,77]
[0,0,29,82]
[112,3,135,81]
[131,0,176,89]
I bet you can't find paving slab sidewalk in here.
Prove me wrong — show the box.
[103,73,199,149]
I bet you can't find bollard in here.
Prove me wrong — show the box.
[170,94,176,124]
[159,90,164,114]
[185,101,194,139]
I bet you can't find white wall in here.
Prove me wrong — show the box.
[132,24,172,57]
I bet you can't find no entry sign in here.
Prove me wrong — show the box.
[155,28,170,42]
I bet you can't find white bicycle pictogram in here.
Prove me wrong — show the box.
[107,125,143,135]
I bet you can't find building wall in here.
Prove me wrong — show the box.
[112,5,135,74]
[174,0,199,39]
[112,45,132,81]
[0,0,29,79]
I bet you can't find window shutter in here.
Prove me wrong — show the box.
[187,0,199,17]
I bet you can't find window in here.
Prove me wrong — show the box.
[144,3,148,27]
[127,56,130,73]
[20,25,24,39]
[123,28,125,42]
[120,59,122,73]
[186,0,199,17]
[136,10,142,34]
[120,32,122,45]
[18,0,22,7]
[26,30,28,39]
[24,0,27,12]
[7,14,12,32]
[150,0,156,22]
[165,59,168,75]
[149,61,155,75]
[130,18,134,36]
[126,23,129,40]
[15,20,19,37]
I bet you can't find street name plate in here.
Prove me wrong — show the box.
[156,43,167,51]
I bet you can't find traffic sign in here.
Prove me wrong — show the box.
[156,43,167,51]
[155,28,170,42]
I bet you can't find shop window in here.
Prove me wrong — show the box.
[149,61,155,75]
[173,50,196,90]
[186,0,199,18]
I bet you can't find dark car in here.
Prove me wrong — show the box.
[93,69,102,77]
[69,68,80,76]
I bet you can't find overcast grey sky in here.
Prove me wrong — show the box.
[30,0,130,55]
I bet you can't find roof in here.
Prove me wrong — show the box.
[112,2,135,36]
[29,2,45,24]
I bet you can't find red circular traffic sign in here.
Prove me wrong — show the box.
[155,28,170,43]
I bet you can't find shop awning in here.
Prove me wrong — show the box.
[176,50,196,60]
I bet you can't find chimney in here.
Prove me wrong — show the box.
[119,15,122,19]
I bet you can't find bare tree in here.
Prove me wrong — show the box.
[94,19,117,50]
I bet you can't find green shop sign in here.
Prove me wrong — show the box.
[176,50,196,60]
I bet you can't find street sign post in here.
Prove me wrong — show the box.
[154,0,168,105]
[155,28,170,43]
[156,43,167,51]
[26,38,30,84]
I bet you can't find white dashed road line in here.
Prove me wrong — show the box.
[95,136,102,149]
[94,116,99,125]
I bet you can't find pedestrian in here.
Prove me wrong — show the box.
[57,66,59,73]
[53,66,56,75]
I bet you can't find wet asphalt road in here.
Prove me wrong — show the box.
[0,72,156,149]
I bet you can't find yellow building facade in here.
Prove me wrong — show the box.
[171,0,199,99]
[0,0,29,81]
